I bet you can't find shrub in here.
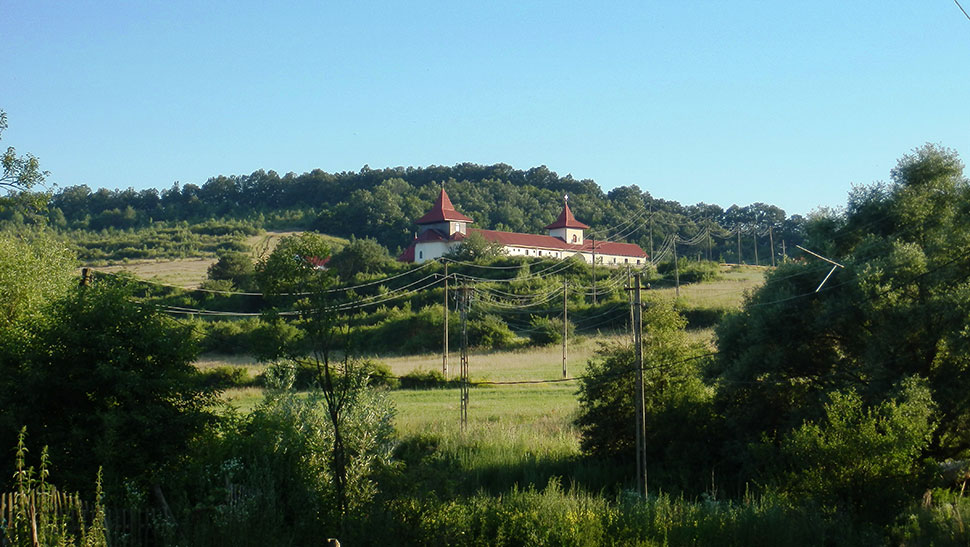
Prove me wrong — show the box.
[468,314,517,350]
[657,259,721,284]
[527,315,575,346]
[197,365,254,390]
[399,369,458,390]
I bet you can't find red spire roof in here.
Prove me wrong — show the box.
[415,189,475,224]
[545,202,590,230]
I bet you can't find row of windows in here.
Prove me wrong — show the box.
[417,245,642,266]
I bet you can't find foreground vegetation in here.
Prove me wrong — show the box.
[4,143,970,545]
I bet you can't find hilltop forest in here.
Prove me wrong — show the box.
[3,163,806,263]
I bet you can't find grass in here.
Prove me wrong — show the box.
[653,264,766,310]
[245,230,349,260]
[93,257,216,288]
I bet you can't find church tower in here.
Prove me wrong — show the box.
[545,196,590,245]
[415,188,474,237]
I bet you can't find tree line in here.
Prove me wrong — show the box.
[7,163,807,263]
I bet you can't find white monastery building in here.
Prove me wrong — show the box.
[398,189,648,266]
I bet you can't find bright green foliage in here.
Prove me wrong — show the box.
[1,110,49,202]
[527,314,574,346]
[0,230,75,328]
[714,145,970,480]
[4,429,108,547]
[156,364,395,545]
[778,377,937,521]
[329,236,394,279]
[254,231,333,296]
[444,230,507,262]
[468,313,518,349]
[386,481,875,547]
[207,250,255,290]
[575,298,714,490]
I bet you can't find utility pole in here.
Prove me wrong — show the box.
[627,265,635,344]
[782,240,787,262]
[443,263,449,377]
[562,277,568,379]
[627,273,647,498]
[707,220,712,262]
[753,232,759,266]
[591,236,597,305]
[672,238,680,298]
[459,284,470,432]
[737,229,742,265]
[648,205,654,259]
[769,227,775,267]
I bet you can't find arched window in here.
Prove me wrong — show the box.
[419,251,423,259]
[572,234,577,243]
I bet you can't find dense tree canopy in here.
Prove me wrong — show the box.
[713,144,970,481]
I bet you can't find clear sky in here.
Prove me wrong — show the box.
[2,1,968,217]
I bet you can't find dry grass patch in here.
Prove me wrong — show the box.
[93,257,216,288]
[653,264,767,310]
[246,230,349,260]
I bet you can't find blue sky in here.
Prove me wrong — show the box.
[2,1,968,217]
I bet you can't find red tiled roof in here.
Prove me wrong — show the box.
[470,228,646,258]
[544,203,590,230]
[416,189,475,224]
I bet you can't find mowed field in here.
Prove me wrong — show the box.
[90,231,348,288]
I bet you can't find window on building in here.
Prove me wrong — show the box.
[625,258,629,264]
[419,251,423,259]
[572,234,577,243]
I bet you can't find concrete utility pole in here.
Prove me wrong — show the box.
[443,263,449,377]
[459,284,470,432]
[562,277,568,379]
[628,273,647,498]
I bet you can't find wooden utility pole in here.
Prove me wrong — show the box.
[753,232,759,266]
[591,236,597,305]
[629,273,647,498]
[769,227,775,267]
[459,284,470,432]
[627,265,635,344]
[648,205,654,258]
[737,229,742,265]
[707,220,713,262]
[562,277,568,379]
[672,239,680,298]
[443,263,449,377]
[782,240,787,262]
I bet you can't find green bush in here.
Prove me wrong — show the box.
[657,259,721,284]
[399,369,458,390]
[468,314,517,350]
[778,377,937,522]
[197,365,255,390]
[527,315,574,346]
